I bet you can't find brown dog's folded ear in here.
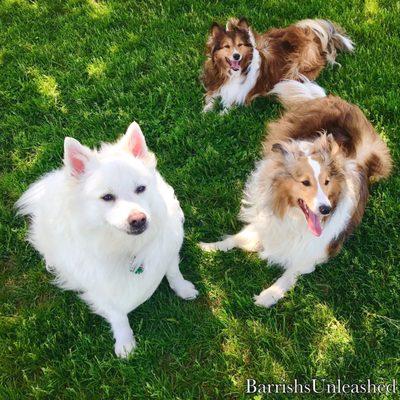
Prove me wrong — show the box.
[327,133,340,156]
[237,17,250,31]
[206,23,224,56]
[271,142,288,156]
[270,141,301,162]
[210,22,224,38]
[226,17,249,32]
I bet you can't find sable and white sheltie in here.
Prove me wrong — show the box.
[200,80,392,307]
[202,18,354,113]
[16,122,199,357]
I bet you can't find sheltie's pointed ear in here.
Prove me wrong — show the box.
[271,142,289,156]
[237,17,250,31]
[64,137,93,177]
[271,141,297,162]
[210,22,224,38]
[118,122,156,167]
[207,23,224,56]
[327,133,340,156]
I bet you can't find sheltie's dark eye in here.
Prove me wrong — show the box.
[101,194,115,202]
[302,180,311,187]
[135,185,146,194]
[238,43,243,47]
[325,179,330,185]
[224,45,230,49]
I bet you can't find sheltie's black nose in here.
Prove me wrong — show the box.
[233,53,240,60]
[319,205,332,215]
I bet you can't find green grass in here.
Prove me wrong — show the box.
[1,0,399,398]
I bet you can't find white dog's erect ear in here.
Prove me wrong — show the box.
[64,137,92,177]
[120,122,148,158]
[119,122,157,167]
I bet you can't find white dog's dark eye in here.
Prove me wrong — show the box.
[325,179,330,185]
[135,185,146,194]
[101,194,115,201]
[302,180,311,187]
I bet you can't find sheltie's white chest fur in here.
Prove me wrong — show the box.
[242,159,358,272]
[253,197,355,271]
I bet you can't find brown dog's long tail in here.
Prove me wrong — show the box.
[353,117,393,182]
[295,19,354,65]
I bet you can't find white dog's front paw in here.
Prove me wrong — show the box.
[114,337,136,358]
[254,287,283,308]
[173,279,199,300]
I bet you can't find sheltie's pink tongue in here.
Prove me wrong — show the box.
[306,210,322,237]
[230,60,240,70]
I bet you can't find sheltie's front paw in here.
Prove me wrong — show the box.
[254,287,283,308]
[202,103,214,113]
[115,337,136,358]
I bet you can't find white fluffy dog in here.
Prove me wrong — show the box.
[16,122,199,357]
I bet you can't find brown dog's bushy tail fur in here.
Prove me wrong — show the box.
[352,117,393,182]
[268,80,392,182]
[295,19,354,65]
[268,78,326,109]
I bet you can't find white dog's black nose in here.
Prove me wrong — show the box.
[319,205,332,215]
[233,53,241,60]
[128,212,147,234]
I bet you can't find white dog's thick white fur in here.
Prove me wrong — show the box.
[16,122,198,357]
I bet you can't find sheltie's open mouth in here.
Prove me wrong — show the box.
[298,199,322,237]
[226,58,241,71]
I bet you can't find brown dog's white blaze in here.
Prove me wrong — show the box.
[270,135,345,236]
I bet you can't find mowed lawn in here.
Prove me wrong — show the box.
[1,0,399,398]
